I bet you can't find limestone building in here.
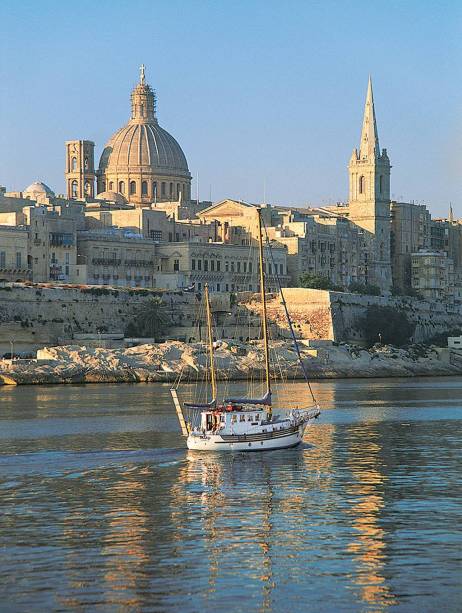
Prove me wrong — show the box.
[72,66,192,206]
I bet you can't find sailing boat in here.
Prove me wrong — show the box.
[170,207,320,451]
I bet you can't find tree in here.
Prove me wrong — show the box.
[349,282,381,296]
[362,305,415,347]
[299,273,343,291]
[125,297,171,340]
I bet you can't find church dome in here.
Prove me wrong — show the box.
[24,181,55,197]
[99,122,189,175]
[95,190,127,205]
[97,66,191,205]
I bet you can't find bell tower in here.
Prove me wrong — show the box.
[348,77,392,292]
[65,140,96,199]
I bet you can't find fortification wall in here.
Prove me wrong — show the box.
[0,284,231,354]
[261,288,462,343]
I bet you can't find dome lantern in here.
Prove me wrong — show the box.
[131,65,157,122]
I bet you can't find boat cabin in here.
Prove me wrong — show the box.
[200,407,266,433]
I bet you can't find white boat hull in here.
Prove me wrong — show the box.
[187,422,309,452]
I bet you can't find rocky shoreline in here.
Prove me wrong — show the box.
[1,340,461,386]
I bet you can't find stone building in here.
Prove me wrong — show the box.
[73,66,192,206]
[156,241,289,292]
[411,251,454,300]
[77,230,157,288]
[24,205,80,283]
[0,226,31,282]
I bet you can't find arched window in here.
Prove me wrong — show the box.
[71,180,78,198]
[142,181,147,196]
[169,182,173,196]
[379,175,383,193]
[71,157,77,171]
[152,182,158,199]
[101,181,106,193]
[130,181,136,195]
[161,182,166,196]
[119,181,125,194]
[84,181,91,195]
[359,176,365,194]
[108,181,114,191]
[84,157,89,170]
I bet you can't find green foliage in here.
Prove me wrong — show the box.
[349,282,381,296]
[299,273,343,291]
[81,287,111,296]
[391,285,423,299]
[125,297,171,340]
[362,305,415,347]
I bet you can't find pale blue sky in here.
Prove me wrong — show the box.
[1,0,461,216]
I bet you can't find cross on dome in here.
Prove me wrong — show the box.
[140,64,146,84]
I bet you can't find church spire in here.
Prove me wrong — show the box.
[359,76,380,160]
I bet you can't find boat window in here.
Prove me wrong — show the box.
[220,415,225,422]
[255,414,259,421]
[240,415,245,422]
[231,415,237,423]
[247,415,253,421]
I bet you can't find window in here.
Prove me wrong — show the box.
[198,283,202,290]
[84,157,89,170]
[119,181,125,194]
[211,260,215,271]
[192,259,196,270]
[204,260,208,271]
[225,262,229,272]
[237,262,241,272]
[280,263,284,275]
[359,176,365,194]
[225,284,229,291]
[217,283,220,291]
[84,181,91,195]
[249,262,252,273]
[174,259,179,271]
[130,181,136,195]
[169,182,173,196]
[0,252,5,267]
[161,182,166,196]
[150,230,162,241]
[109,181,114,191]
[243,262,247,273]
[153,182,158,198]
[71,180,78,198]
[142,181,148,196]
[240,415,245,422]
[217,261,221,272]
[71,157,77,171]
[198,260,202,271]
[379,175,383,193]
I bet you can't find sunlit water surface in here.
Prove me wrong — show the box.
[0,377,461,612]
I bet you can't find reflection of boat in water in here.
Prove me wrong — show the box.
[171,207,320,451]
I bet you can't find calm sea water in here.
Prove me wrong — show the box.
[0,377,461,612]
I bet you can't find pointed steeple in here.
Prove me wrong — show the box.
[449,203,454,222]
[359,76,380,160]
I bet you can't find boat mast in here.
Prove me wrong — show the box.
[257,208,272,416]
[204,283,217,403]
